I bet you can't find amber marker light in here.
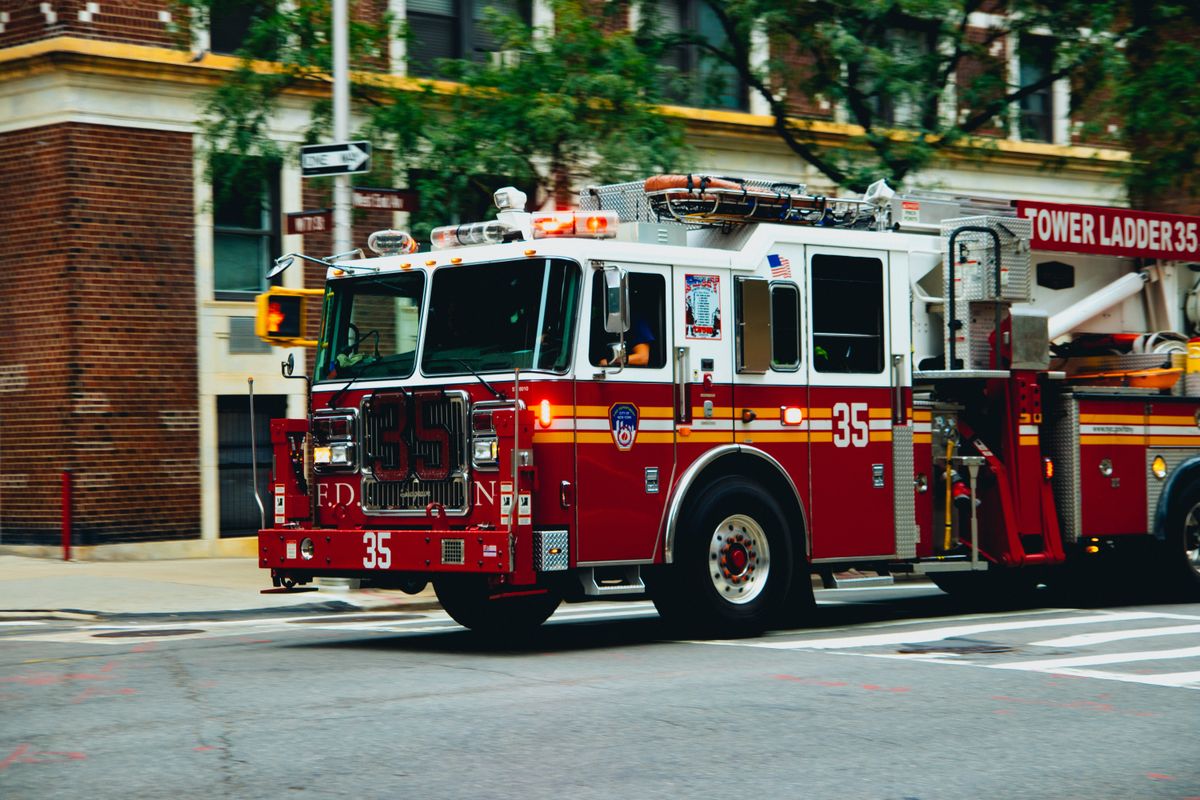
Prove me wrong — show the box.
[524,249,537,257]
[1152,455,1168,480]
[1043,458,1054,481]
[450,257,463,264]
[425,259,437,267]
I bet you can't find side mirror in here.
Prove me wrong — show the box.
[282,352,295,377]
[267,254,295,279]
[603,266,630,334]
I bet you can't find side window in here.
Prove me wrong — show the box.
[589,271,666,368]
[811,255,884,374]
[770,282,800,371]
[212,154,281,300]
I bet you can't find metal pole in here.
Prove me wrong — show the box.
[61,470,72,561]
[332,0,352,256]
[249,377,267,530]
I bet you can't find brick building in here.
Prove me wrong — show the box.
[0,1,1127,556]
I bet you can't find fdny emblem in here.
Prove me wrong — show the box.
[609,403,639,451]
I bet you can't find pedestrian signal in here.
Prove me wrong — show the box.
[255,288,321,347]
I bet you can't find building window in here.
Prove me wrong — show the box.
[212,154,280,300]
[406,0,532,78]
[811,254,884,374]
[209,0,275,55]
[1018,36,1055,143]
[217,394,286,537]
[654,0,746,111]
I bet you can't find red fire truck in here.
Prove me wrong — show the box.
[257,175,1200,635]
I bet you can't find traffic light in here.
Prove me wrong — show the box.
[255,287,322,347]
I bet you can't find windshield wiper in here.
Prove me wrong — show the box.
[456,359,506,400]
[327,358,401,409]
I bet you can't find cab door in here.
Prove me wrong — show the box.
[805,247,895,559]
[574,264,675,564]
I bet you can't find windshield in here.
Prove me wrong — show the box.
[422,258,580,375]
[316,271,426,383]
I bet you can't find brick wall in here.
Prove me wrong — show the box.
[0,123,199,545]
[0,1,180,49]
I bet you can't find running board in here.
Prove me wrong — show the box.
[579,566,646,596]
[889,556,990,575]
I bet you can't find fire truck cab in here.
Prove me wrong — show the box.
[258,176,1200,635]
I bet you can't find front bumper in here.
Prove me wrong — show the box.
[258,528,513,577]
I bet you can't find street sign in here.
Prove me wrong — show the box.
[300,141,372,177]
[352,187,419,213]
[285,209,332,235]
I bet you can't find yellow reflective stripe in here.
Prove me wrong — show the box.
[574,405,675,419]
[1080,435,1145,445]
[1080,414,1144,424]
[1019,435,1040,446]
[531,432,573,444]
[808,408,832,419]
[914,433,932,444]
[681,432,734,443]
[691,406,734,418]
[1149,416,1197,426]
[577,432,611,444]
[872,431,892,442]
[869,408,891,418]
[1148,436,1200,446]
[734,432,805,443]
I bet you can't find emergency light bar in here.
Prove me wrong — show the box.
[531,210,618,240]
[430,220,515,250]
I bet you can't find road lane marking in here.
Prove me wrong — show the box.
[995,645,1200,671]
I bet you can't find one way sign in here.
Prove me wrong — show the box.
[300,141,372,177]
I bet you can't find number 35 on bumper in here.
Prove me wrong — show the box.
[363,531,392,569]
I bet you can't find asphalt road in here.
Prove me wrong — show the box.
[2,584,1199,800]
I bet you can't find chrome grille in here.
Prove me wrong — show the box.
[362,391,469,515]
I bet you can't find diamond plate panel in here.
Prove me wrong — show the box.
[893,424,918,558]
[1146,449,1200,533]
[534,529,569,572]
[1048,393,1081,543]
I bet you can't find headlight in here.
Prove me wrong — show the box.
[300,538,315,560]
[314,443,355,469]
[473,437,499,468]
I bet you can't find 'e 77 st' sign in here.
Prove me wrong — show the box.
[1016,200,1200,261]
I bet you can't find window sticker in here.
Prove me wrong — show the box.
[685,274,721,339]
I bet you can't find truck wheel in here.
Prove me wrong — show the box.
[651,477,794,636]
[434,577,560,635]
[1157,481,1200,600]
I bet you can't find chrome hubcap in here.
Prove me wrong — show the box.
[708,514,770,604]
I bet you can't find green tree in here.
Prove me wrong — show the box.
[1108,3,1200,210]
[176,0,688,234]
[656,0,1120,191]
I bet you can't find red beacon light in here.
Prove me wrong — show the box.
[531,210,618,240]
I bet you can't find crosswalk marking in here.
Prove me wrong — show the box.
[731,610,1172,650]
[1033,623,1200,648]
[996,645,1200,671]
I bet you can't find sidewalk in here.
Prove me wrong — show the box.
[0,555,439,618]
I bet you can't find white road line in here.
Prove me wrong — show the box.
[995,645,1200,671]
[1033,624,1200,648]
[1048,669,1200,689]
[710,611,1174,650]
[0,621,45,627]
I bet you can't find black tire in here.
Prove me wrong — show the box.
[434,577,560,635]
[649,476,796,636]
[1155,481,1200,600]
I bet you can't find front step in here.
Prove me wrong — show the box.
[579,566,645,596]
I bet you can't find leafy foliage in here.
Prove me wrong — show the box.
[175,0,687,235]
[671,0,1120,191]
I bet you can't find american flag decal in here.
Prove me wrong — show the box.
[768,253,791,279]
